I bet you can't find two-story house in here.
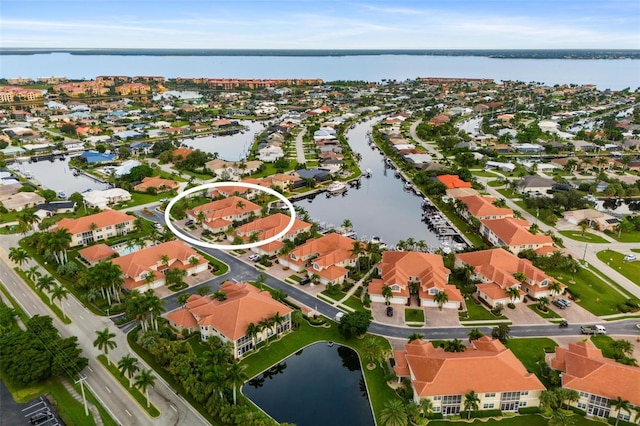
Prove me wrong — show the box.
[368,251,463,309]
[166,281,292,358]
[231,213,312,256]
[479,218,554,255]
[52,210,135,247]
[187,196,261,234]
[111,240,208,290]
[394,337,545,416]
[455,195,514,221]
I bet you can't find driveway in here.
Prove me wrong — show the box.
[371,302,405,325]
[548,300,601,323]
[424,307,460,327]
[503,302,548,325]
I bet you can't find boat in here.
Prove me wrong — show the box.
[24,171,33,179]
[404,181,413,190]
[327,181,347,194]
[57,191,67,199]
[364,168,373,178]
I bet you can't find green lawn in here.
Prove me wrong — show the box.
[240,320,399,425]
[488,180,505,187]
[596,250,640,286]
[547,266,630,316]
[405,308,425,323]
[288,275,302,282]
[506,338,558,378]
[462,300,507,321]
[606,229,640,243]
[470,170,499,177]
[526,303,561,319]
[558,230,609,243]
[589,335,617,359]
[342,296,367,313]
[97,355,160,417]
[320,289,345,302]
[497,188,518,199]
[113,192,167,209]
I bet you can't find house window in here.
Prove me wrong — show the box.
[434,396,441,401]
[391,285,401,292]
[485,393,496,398]
[579,392,588,398]
[577,403,587,410]
[483,403,494,409]
[519,401,527,407]
[429,288,438,295]
[521,391,528,396]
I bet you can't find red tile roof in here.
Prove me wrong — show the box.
[455,195,513,219]
[77,244,116,262]
[53,210,134,235]
[437,174,472,189]
[481,218,553,247]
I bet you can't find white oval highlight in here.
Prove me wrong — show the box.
[164,182,296,250]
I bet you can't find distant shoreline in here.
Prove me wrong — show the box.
[1,48,638,60]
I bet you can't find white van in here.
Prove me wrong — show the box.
[624,254,637,262]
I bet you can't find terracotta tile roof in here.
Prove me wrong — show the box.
[551,341,640,405]
[172,148,193,159]
[436,174,472,189]
[396,337,545,396]
[170,282,292,340]
[133,176,179,192]
[456,195,514,219]
[481,218,554,247]
[53,210,134,235]
[188,196,261,222]
[309,264,349,281]
[235,213,311,242]
[288,233,358,264]
[77,244,116,262]
[166,307,198,329]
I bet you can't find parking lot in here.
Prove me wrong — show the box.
[0,380,63,426]
[21,397,61,425]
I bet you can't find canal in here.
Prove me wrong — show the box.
[181,120,267,161]
[294,118,444,249]
[242,342,374,426]
[9,156,110,195]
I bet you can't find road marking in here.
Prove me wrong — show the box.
[22,292,26,297]
[32,304,37,310]
[170,404,177,412]
[125,409,132,417]
[22,401,45,411]
[104,386,111,394]
[87,366,93,372]
[79,314,84,320]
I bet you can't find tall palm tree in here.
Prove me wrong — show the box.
[433,291,448,311]
[49,228,72,264]
[246,322,260,347]
[361,337,383,368]
[537,296,550,312]
[50,284,69,318]
[350,241,364,273]
[380,399,408,426]
[272,312,286,335]
[143,290,165,332]
[259,318,274,345]
[610,396,631,426]
[505,286,520,304]
[468,328,484,343]
[134,369,156,408]
[341,218,353,231]
[177,292,191,308]
[407,332,424,343]
[443,338,466,353]
[549,281,563,299]
[36,274,55,302]
[17,209,38,235]
[464,390,480,419]
[25,265,41,282]
[381,285,393,306]
[8,247,30,267]
[227,362,248,405]
[93,328,117,365]
[118,354,139,387]
[418,398,433,420]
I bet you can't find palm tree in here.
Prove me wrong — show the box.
[17,209,38,235]
[537,296,550,312]
[93,328,117,365]
[212,290,227,301]
[539,389,560,410]
[350,241,364,273]
[610,396,631,426]
[632,405,640,424]
[579,219,590,236]
[272,312,286,336]
[548,410,577,426]
[464,390,480,419]
[117,354,139,387]
[246,322,260,347]
[50,284,69,318]
[341,219,353,231]
[505,286,521,304]
[433,291,448,311]
[49,228,72,264]
[177,293,191,308]
[611,339,634,358]
[381,284,393,306]
[418,398,433,420]
[25,265,41,282]
[259,318,274,345]
[380,399,408,426]
[227,362,248,405]
[8,247,30,267]
[549,281,563,299]
[361,337,383,369]
[443,338,466,353]
[196,285,212,296]
[407,332,424,343]
[36,274,55,302]
[467,328,484,343]
[134,369,156,408]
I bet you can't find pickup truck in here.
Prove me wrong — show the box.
[580,325,606,335]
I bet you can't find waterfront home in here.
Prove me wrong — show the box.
[82,188,132,210]
[187,196,261,234]
[231,213,312,256]
[133,176,179,193]
[517,176,554,196]
[111,240,207,290]
[455,248,564,305]
[277,233,361,286]
[393,337,545,416]
[51,210,135,247]
[0,191,45,212]
[454,195,514,221]
[479,218,554,255]
[368,251,463,309]
[166,281,292,358]
[205,159,263,179]
[172,147,194,161]
[550,341,640,421]
[436,174,472,190]
[80,151,117,164]
[563,209,619,232]
[258,145,285,162]
[35,201,76,218]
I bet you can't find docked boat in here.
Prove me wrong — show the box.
[369,236,388,249]
[57,191,67,199]
[24,171,33,179]
[404,181,413,190]
[364,168,373,178]
[327,181,347,194]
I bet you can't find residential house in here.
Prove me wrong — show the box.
[393,337,545,416]
[166,281,292,358]
[205,159,263,179]
[187,196,261,234]
[51,210,135,247]
[258,145,285,162]
[517,176,554,196]
[479,218,554,254]
[550,341,640,421]
[0,192,45,212]
[436,175,472,197]
[368,251,462,309]
[277,233,361,286]
[231,213,312,256]
[34,201,76,218]
[133,176,179,193]
[111,240,208,290]
[455,196,514,221]
[82,188,132,209]
[563,209,619,232]
[455,248,563,306]
[77,244,117,265]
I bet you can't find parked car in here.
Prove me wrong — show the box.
[248,254,260,262]
[30,412,53,424]
[386,306,394,317]
[580,325,606,335]
[552,300,567,309]
[154,223,163,229]
[559,320,569,328]
[299,277,311,285]
[558,298,571,307]
[184,220,194,226]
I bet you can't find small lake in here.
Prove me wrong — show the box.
[242,343,374,426]
[181,120,267,161]
[9,156,110,195]
[294,118,443,249]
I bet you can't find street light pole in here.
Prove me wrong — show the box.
[582,243,588,264]
[75,375,89,416]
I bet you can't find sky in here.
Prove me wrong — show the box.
[1,0,639,50]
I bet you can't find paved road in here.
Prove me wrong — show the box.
[0,235,208,426]
[294,128,307,164]
[409,119,444,160]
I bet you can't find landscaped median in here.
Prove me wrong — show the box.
[14,267,71,324]
[558,230,609,243]
[97,355,160,418]
[596,249,640,286]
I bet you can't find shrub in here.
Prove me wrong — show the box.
[469,409,502,418]
[354,287,363,298]
[568,406,586,416]
[427,413,444,420]
[518,407,541,415]
[507,303,516,309]
[617,303,630,313]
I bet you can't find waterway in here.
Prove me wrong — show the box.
[8,156,110,195]
[2,53,638,90]
[294,118,444,249]
[242,342,374,426]
[180,120,267,161]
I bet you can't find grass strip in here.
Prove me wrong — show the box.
[526,303,561,319]
[194,249,229,275]
[596,250,640,287]
[14,267,71,324]
[97,354,161,418]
